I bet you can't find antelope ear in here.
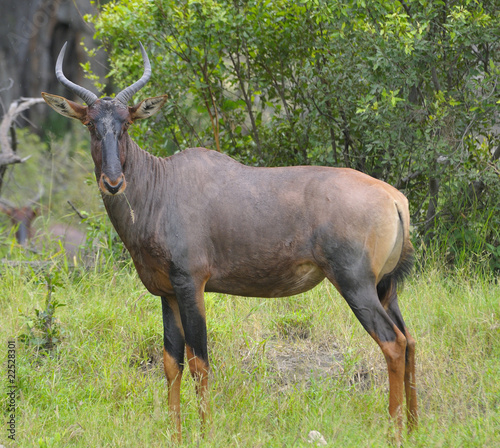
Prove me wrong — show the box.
[129,95,168,121]
[42,92,88,122]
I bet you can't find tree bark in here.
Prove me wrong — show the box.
[424,176,440,245]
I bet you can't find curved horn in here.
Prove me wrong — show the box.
[56,42,98,106]
[115,42,151,105]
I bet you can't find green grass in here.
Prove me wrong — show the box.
[1,257,499,447]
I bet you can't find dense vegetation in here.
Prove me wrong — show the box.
[85,0,500,272]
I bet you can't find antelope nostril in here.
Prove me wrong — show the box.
[102,175,125,195]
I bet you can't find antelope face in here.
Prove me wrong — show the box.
[0,203,38,245]
[9,206,37,244]
[87,97,129,195]
[41,42,167,196]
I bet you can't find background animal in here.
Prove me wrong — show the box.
[0,199,86,260]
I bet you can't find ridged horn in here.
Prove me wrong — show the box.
[115,42,151,105]
[55,42,98,106]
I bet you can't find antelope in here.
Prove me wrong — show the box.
[42,42,417,442]
[0,199,37,245]
[0,198,85,259]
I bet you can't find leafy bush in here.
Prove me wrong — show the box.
[84,0,499,272]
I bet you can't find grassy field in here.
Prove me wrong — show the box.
[0,254,499,447]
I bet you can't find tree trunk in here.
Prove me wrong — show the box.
[424,176,440,245]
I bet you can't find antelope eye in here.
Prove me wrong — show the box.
[86,122,103,140]
[121,122,131,135]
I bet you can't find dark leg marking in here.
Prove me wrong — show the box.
[169,266,211,429]
[161,295,185,441]
[178,294,210,428]
[328,269,407,441]
[384,295,418,431]
[378,275,418,431]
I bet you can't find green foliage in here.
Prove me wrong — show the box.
[18,271,66,352]
[79,205,128,266]
[85,0,500,272]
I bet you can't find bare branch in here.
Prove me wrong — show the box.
[67,200,88,221]
[0,79,14,97]
[0,97,45,167]
[400,1,412,18]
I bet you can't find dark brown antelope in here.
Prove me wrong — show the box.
[42,42,417,442]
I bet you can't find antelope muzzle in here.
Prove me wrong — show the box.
[99,172,127,196]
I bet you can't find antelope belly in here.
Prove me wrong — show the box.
[205,261,325,298]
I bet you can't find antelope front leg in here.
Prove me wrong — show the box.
[186,345,210,430]
[170,270,211,435]
[161,295,185,442]
[178,291,210,432]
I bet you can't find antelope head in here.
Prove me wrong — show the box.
[0,199,39,245]
[42,42,167,196]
